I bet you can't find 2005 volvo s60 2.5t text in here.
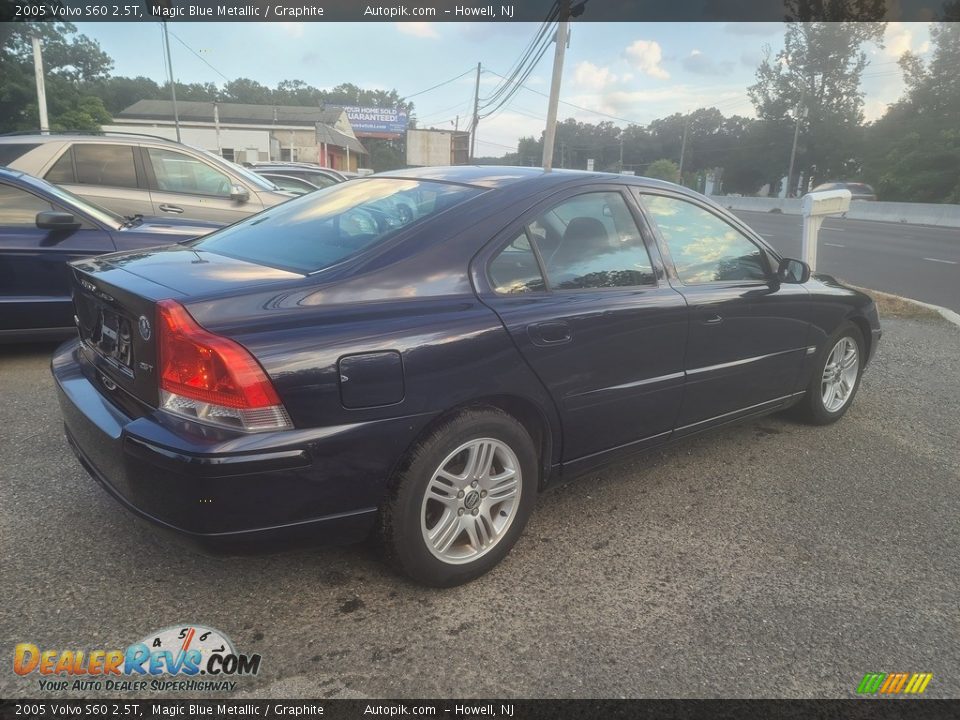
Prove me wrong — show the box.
[53,166,881,586]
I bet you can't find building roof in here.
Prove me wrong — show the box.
[119,100,346,128]
[314,123,367,156]
[118,99,367,155]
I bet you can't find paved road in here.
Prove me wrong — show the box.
[731,210,960,313]
[1,319,958,699]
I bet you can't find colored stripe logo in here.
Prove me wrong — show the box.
[857,672,933,694]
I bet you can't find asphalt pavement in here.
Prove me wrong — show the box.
[730,210,960,313]
[1,317,958,699]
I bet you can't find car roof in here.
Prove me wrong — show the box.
[374,164,692,193]
[0,132,185,146]
[0,166,28,180]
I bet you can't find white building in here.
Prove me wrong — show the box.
[105,100,369,171]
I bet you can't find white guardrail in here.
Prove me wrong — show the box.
[709,195,960,229]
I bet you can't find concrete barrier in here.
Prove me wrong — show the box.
[709,196,960,229]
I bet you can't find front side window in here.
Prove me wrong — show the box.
[192,178,483,273]
[641,194,768,284]
[0,183,53,225]
[72,144,138,188]
[489,232,546,294]
[147,148,233,196]
[534,192,655,290]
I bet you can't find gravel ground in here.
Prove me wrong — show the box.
[1,316,958,699]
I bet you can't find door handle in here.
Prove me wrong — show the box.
[159,204,184,214]
[528,321,572,346]
[701,312,724,325]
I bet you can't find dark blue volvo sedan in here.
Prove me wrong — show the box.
[0,167,220,341]
[52,167,881,586]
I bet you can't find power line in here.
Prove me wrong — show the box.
[166,27,232,85]
[403,68,476,101]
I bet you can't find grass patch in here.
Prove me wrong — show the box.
[846,284,941,320]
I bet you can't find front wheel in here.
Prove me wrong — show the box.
[380,408,538,587]
[793,322,865,425]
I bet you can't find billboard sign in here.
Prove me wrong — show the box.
[334,106,408,139]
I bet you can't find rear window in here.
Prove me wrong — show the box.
[192,178,483,273]
[0,143,40,167]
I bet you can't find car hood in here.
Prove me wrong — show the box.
[119,216,223,238]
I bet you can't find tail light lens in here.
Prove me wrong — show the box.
[156,299,292,432]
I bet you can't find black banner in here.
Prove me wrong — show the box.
[1,0,953,23]
[2,700,960,720]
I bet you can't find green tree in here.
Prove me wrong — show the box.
[863,22,960,202]
[748,21,885,193]
[0,22,113,132]
[645,159,680,183]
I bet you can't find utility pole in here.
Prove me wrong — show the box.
[161,22,181,142]
[469,62,481,162]
[31,37,49,134]
[786,85,806,198]
[678,115,689,180]
[542,0,571,171]
[618,134,624,173]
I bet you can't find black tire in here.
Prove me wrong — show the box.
[380,407,538,587]
[792,321,865,425]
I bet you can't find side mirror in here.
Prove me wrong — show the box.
[777,257,811,284]
[36,210,80,230]
[229,184,250,203]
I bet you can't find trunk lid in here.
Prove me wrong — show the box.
[70,245,303,407]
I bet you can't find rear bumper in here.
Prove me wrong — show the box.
[52,339,429,548]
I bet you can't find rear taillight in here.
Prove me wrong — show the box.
[156,299,292,432]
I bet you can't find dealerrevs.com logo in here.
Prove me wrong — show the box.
[13,624,261,693]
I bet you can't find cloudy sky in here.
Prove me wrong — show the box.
[80,21,933,156]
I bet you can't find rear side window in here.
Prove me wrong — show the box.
[193,178,483,273]
[489,232,546,294]
[0,143,40,167]
[0,183,53,225]
[46,148,76,183]
[72,144,138,188]
[534,192,656,290]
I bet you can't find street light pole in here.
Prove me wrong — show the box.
[30,37,49,134]
[787,85,806,197]
[469,62,481,162]
[161,22,181,143]
[542,0,570,171]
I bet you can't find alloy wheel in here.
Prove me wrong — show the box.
[420,438,522,565]
[821,337,859,413]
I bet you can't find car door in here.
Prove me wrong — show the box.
[142,146,262,222]
[476,186,688,465]
[43,142,153,218]
[0,181,115,335]
[636,191,811,433]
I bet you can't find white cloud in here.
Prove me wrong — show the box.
[396,22,439,39]
[883,22,932,59]
[573,61,618,90]
[624,40,669,80]
[276,23,304,38]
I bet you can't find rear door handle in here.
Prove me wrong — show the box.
[159,204,184,214]
[528,321,572,346]
[701,312,724,325]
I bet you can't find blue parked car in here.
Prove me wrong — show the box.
[0,167,220,341]
[52,166,881,586]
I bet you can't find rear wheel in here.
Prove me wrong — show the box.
[794,322,865,425]
[381,408,538,587]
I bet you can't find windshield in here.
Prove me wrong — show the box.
[191,178,483,273]
[30,177,125,229]
[190,146,279,191]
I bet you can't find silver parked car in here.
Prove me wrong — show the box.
[0,133,295,223]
